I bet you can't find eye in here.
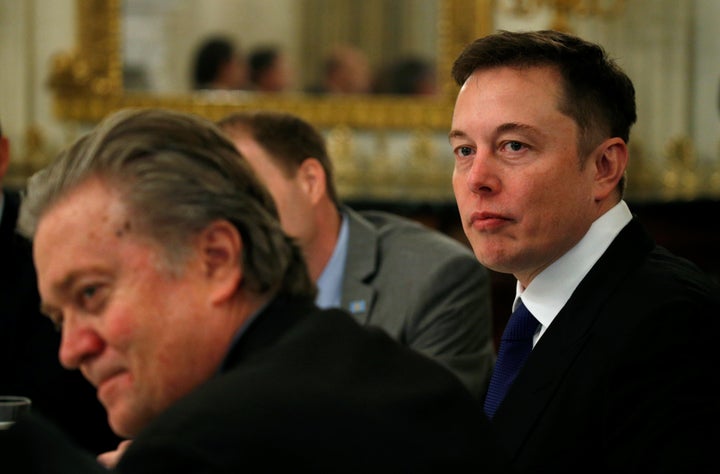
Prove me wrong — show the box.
[500,140,527,153]
[77,284,108,314]
[454,145,475,159]
[81,285,97,300]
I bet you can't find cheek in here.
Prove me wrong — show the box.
[521,172,591,236]
[282,189,313,232]
[451,173,464,199]
[270,187,297,227]
[275,199,294,230]
[102,305,138,351]
[104,277,168,353]
[452,174,472,210]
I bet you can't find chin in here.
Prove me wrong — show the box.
[109,417,133,438]
[108,405,146,439]
[473,250,512,274]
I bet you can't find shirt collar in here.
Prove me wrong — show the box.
[516,200,632,340]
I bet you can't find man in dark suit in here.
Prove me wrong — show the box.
[1,109,506,473]
[449,30,720,472]
[0,122,118,454]
[218,111,494,397]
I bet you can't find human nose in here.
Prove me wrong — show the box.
[465,149,500,194]
[58,315,105,370]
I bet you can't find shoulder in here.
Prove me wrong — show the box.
[587,243,720,348]
[351,208,476,259]
[642,249,720,328]
[633,245,719,304]
[344,208,487,296]
[123,306,490,470]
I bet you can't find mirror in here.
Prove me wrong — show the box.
[50,0,494,129]
[123,0,439,96]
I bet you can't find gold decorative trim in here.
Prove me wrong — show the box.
[48,0,121,96]
[49,0,493,129]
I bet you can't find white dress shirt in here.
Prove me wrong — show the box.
[515,200,633,346]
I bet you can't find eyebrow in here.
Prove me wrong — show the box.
[496,122,538,135]
[448,129,469,142]
[448,122,541,143]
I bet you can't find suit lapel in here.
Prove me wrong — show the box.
[339,207,377,325]
[491,218,655,456]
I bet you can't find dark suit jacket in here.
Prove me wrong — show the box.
[0,190,119,454]
[2,294,508,473]
[490,218,720,473]
[341,207,494,397]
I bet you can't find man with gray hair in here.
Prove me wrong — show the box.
[1,108,505,473]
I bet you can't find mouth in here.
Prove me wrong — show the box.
[97,371,131,404]
[469,212,513,231]
[84,366,129,402]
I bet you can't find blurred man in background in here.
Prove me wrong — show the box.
[219,111,495,397]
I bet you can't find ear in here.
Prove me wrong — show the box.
[297,158,327,205]
[196,219,243,305]
[591,137,628,202]
[0,136,10,181]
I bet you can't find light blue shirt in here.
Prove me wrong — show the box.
[315,211,349,309]
[516,200,633,346]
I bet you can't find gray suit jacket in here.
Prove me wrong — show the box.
[339,206,494,396]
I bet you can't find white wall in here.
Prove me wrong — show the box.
[0,0,75,164]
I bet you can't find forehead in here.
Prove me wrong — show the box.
[34,179,140,284]
[452,66,569,131]
[460,66,563,105]
[36,178,126,236]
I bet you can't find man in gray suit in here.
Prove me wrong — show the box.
[219,112,494,396]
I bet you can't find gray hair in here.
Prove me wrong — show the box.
[19,108,315,299]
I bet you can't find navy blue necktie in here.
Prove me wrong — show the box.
[484,300,539,419]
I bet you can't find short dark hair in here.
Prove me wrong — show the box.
[248,47,279,85]
[453,30,637,163]
[376,57,435,95]
[19,108,316,301]
[192,37,238,89]
[218,111,340,207]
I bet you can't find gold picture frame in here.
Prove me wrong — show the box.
[49,0,494,129]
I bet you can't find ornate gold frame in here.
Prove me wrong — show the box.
[49,0,494,129]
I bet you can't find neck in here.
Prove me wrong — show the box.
[304,201,341,282]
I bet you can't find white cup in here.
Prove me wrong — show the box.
[0,396,32,430]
